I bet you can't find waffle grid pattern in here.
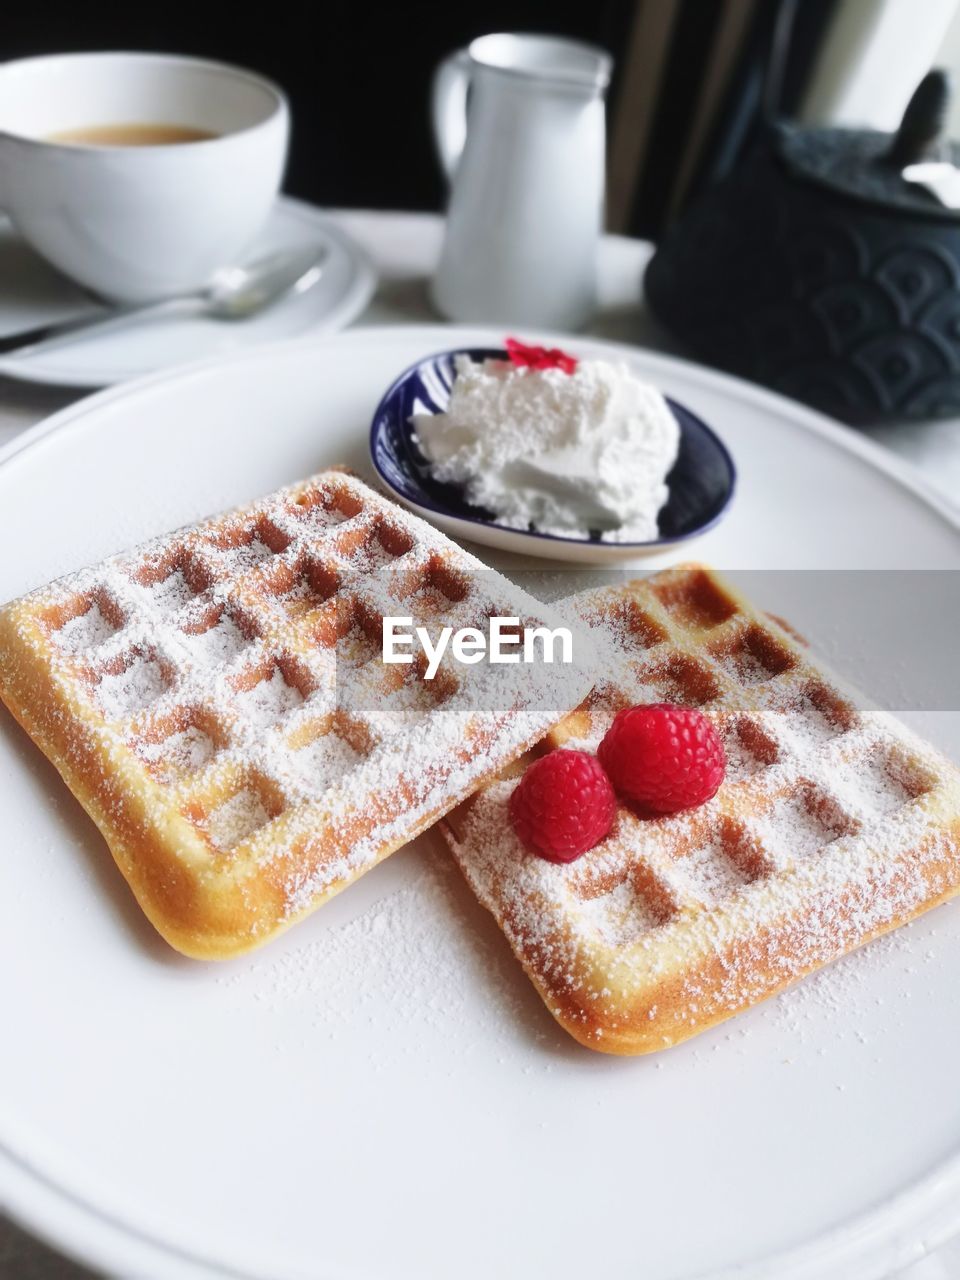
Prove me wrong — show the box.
[559,569,931,910]
[0,471,590,957]
[444,568,960,1054]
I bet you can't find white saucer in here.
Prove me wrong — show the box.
[0,197,377,388]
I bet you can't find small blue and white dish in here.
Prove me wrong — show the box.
[369,347,736,563]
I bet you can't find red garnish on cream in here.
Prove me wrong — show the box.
[504,337,578,375]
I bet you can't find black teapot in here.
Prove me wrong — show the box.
[645,71,960,425]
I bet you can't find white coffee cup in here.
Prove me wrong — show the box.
[0,52,289,302]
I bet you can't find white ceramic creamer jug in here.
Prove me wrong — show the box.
[431,33,612,330]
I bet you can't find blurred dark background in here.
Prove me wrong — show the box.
[0,0,837,236]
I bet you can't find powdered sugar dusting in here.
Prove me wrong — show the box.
[96,653,169,720]
[284,732,361,798]
[756,792,849,866]
[444,572,960,1052]
[216,850,540,1055]
[5,470,593,948]
[56,603,118,654]
[145,569,195,613]
[290,500,353,530]
[674,841,750,906]
[183,613,248,666]
[765,918,955,1052]
[573,879,661,946]
[138,726,216,783]
[721,721,775,781]
[235,668,303,730]
[779,690,852,749]
[834,751,915,820]
[225,537,274,573]
[716,648,772,686]
[343,534,408,573]
[204,789,272,851]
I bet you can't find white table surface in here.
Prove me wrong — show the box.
[0,208,958,1280]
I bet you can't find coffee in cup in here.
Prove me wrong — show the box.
[0,53,289,302]
[46,123,220,147]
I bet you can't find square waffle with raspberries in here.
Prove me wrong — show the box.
[441,566,960,1055]
[0,470,591,958]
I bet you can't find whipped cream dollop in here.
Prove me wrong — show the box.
[412,355,680,541]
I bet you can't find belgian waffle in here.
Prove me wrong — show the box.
[0,470,591,958]
[442,567,960,1054]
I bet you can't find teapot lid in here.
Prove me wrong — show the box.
[775,70,960,220]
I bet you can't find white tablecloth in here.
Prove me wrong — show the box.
[1,209,958,1280]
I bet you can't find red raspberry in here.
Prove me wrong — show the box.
[509,749,616,863]
[598,704,725,815]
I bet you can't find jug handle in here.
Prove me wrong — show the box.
[431,49,472,179]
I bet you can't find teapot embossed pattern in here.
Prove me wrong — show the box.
[646,71,960,425]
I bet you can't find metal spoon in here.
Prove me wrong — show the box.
[0,244,329,358]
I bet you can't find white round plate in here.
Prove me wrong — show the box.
[1,327,959,1280]
[0,197,376,388]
